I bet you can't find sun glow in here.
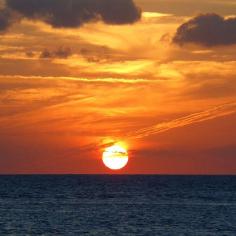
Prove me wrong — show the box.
[102,144,129,170]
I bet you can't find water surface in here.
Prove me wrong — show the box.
[0,175,235,235]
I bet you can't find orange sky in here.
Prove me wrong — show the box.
[0,0,236,174]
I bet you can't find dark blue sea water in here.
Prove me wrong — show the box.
[0,175,236,235]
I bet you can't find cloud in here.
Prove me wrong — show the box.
[39,47,72,59]
[6,0,141,28]
[0,9,14,31]
[173,13,236,47]
[127,102,236,139]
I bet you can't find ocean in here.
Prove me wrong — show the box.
[0,175,235,235]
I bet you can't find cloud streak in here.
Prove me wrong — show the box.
[0,74,152,84]
[128,102,236,139]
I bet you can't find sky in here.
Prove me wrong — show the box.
[0,0,236,174]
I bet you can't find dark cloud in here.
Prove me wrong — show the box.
[0,9,14,31]
[39,47,72,59]
[6,0,141,28]
[173,13,236,47]
[25,51,35,58]
[40,49,52,59]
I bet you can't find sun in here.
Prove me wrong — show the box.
[102,144,129,170]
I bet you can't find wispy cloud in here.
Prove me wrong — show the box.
[128,101,236,139]
[0,74,154,84]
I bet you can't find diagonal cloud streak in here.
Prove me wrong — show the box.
[127,101,236,139]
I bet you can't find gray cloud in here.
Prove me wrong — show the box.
[0,9,14,31]
[39,47,72,59]
[173,13,236,47]
[6,0,141,28]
